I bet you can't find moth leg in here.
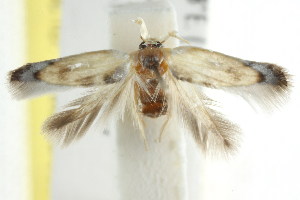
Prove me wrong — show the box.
[158,113,171,142]
[138,114,149,150]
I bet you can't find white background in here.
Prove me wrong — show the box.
[203,1,300,199]
[0,1,28,200]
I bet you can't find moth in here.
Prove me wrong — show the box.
[8,18,290,154]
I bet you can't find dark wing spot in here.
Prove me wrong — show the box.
[10,59,59,82]
[223,139,232,149]
[10,64,30,82]
[171,69,193,82]
[103,74,116,84]
[75,76,96,86]
[103,67,126,84]
[266,64,288,87]
[243,60,289,87]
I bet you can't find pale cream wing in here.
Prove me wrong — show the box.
[9,50,130,99]
[165,46,290,109]
[165,73,239,155]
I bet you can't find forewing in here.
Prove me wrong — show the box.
[165,46,290,109]
[9,50,129,99]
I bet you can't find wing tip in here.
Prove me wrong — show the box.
[7,61,51,99]
[244,61,291,89]
[222,61,292,111]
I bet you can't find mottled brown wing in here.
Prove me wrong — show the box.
[9,50,129,99]
[164,46,290,109]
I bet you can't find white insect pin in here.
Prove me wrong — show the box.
[9,17,290,154]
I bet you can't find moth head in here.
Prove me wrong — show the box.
[139,41,163,50]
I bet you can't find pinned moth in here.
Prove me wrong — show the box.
[9,18,290,154]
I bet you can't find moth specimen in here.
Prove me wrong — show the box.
[9,18,290,154]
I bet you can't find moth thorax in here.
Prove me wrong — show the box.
[138,48,164,71]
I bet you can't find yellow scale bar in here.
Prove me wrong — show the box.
[26,0,61,199]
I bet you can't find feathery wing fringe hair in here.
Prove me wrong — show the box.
[8,18,290,155]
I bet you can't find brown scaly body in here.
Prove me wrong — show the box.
[134,47,169,117]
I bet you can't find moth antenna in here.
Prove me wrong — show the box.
[133,17,150,41]
[161,31,190,45]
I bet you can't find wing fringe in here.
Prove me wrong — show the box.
[42,91,104,145]
[42,82,125,145]
[42,72,143,146]
[169,75,240,155]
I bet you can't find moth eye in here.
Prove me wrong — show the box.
[139,42,147,49]
[155,42,162,48]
